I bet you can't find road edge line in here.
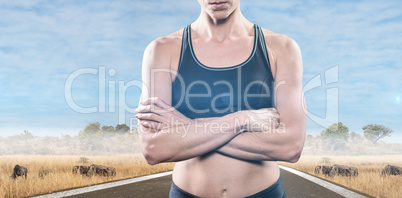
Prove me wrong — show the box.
[279,165,366,198]
[32,167,368,198]
[31,171,173,198]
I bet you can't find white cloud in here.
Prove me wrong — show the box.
[241,0,401,143]
[0,0,401,144]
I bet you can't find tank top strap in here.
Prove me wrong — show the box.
[255,24,273,79]
[177,25,191,69]
[177,24,271,75]
[172,24,275,119]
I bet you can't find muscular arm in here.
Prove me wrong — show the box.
[215,35,306,162]
[138,37,245,165]
[139,33,305,164]
[140,110,245,165]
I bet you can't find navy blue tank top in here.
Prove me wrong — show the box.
[172,24,275,119]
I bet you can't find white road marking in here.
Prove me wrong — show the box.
[279,165,367,198]
[31,171,173,198]
[32,166,367,198]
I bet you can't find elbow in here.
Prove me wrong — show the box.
[285,147,302,163]
[143,151,161,165]
[140,135,175,165]
[140,131,164,165]
[142,144,161,165]
[142,144,181,165]
[141,143,159,165]
[139,126,187,164]
[283,132,305,163]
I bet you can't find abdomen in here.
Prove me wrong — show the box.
[172,152,280,197]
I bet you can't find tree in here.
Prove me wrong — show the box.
[83,122,101,134]
[102,126,115,133]
[350,131,364,143]
[319,122,350,151]
[321,122,349,141]
[115,124,130,133]
[304,134,314,146]
[21,130,34,140]
[362,124,392,144]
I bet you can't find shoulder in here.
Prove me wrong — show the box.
[261,28,301,60]
[145,29,183,54]
[260,28,302,74]
[142,29,184,69]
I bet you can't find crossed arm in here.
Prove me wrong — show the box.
[137,35,306,165]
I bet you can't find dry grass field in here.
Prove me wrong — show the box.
[279,155,402,198]
[0,154,174,198]
[1,154,401,198]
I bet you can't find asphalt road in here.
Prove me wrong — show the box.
[64,168,370,198]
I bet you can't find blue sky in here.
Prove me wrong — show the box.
[0,0,401,143]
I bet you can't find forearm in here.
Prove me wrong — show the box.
[139,112,244,165]
[216,124,305,162]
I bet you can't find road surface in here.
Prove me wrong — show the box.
[57,167,371,198]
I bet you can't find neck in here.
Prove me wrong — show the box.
[192,6,253,41]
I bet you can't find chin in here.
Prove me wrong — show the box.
[208,10,232,21]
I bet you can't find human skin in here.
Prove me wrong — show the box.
[136,0,306,197]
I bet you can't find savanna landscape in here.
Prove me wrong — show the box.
[1,122,401,198]
[279,155,402,198]
[0,155,174,198]
[1,1,401,198]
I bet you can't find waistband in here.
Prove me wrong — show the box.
[170,180,199,198]
[169,176,286,198]
[245,176,286,198]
